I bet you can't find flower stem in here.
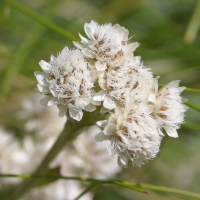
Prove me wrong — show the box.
[2,0,78,41]
[1,174,200,199]
[185,101,200,113]
[5,109,106,200]
[183,120,200,131]
[159,84,200,93]
[0,0,61,108]
[184,0,200,44]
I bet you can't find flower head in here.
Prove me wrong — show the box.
[93,57,156,112]
[73,20,139,71]
[148,80,188,138]
[106,58,155,104]
[35,47,96,121]
[95,97,162,168]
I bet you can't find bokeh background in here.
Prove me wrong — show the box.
[0,0,200,199]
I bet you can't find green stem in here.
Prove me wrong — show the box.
[0,0,62,108]
[184,0,200,44]
[75,182,113,200]
[5,109,106,200]
[159,84,200,93]
[75,181,147,200]
[185,101,200,112]
[3,0,78,41]
[1,174,200,199]
[6,121,84,200]
[112,181,148,194]
[184,87,200,93]
[183,120,200,131]
[125,181,200,199]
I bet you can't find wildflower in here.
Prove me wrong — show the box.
[148,80,188,137]
[34,20,188,169]
[93,57,155,112]
[95,97,162,168]
[73,20,139,71]
[35,47,96,121]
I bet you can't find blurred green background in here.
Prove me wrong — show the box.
[0,0,200,199]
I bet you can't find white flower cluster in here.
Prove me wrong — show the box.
[35,20,188,168]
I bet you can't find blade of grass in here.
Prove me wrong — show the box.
[75,181,147,200]
[112,181,148,194]
[184,87,200,93]
[5,109,107,200]
[184,0,200,44]
[75,182,111,200]
[0,0,62,108]
[159,84,200,93]
[124,181,200,199]
[3,0,78,41]
[1,174,200,199]
[185,101,200,112]
[183,120,200,132]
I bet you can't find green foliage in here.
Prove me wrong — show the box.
[0,0,200,199]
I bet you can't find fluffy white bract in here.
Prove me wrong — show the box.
[93,57,156,112]
[148,80,188,138]
[35,47,96,121]
[73,20,139,71]
[106,57,155,104]
[95,98,162,168]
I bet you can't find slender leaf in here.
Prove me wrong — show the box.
[185,101,200,112]
[159,84,200,93]
[184,0,200,44]
[1,174,200,199]
[3,0,78,41]
[183,121,200,132]
[75,182,110,200]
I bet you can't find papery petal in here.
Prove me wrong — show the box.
[148,94,156,104]
[113,24,129,40]
[103,123,116,135]
[90,69,97,82]
[95,62,107,71]
[94,132,111,142]
[90,99,101,106]
[34,71,48,86]
[103,96,116,109]
[82,48,95,58]
[84,20,98,39]
[40,96,59,107]
[164,127,179,138]
[125,42,140,54]
[69,107,83,121]
[182,97,188,103]
[39,60,51,73]
[118,152,129,168]
[40,95,51,106]
[57,104,67,117]
[88,60,96,69]
[135,56,141,64]
[79,33,89,44]
[100,106,110,114]
[37,84,50,94]
[167,80,180,88]
[96,120,107,128]
[107,142,114,156]
[50,55,56,62]
[93,90,105,101]
[73,41,84,50]
[84,103,96,112]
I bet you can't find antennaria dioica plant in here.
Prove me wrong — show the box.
[1,0,200,199]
